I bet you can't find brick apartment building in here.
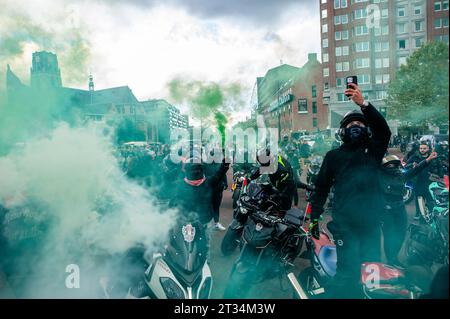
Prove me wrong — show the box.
[256,53,327,138]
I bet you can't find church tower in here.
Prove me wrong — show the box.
[30,51,62,89]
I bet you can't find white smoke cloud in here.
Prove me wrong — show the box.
[0,122,176,297]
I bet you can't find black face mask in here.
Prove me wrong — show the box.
[343,125,369,145]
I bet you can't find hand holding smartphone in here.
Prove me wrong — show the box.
[345,76,358,97]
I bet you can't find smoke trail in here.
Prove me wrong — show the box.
[0,123,176,297]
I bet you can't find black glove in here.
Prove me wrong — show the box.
[309,219,320,240]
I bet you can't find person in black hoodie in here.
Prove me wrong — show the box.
[309,83,391,298]
[379,152,438,266]
[170,155,230,225]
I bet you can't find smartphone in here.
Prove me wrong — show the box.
[346,76,358,97]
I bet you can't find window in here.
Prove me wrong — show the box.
[398,7,405,17]
[354,8,368,19]
[337,93,346,102]
[334,0,347,8]
[444,0,449,10]
[358,74,370,84]
[414,5,422,15]
[312,102,318,114]
[444,17,449,27]
[375,41,389,52]
[323,68,329,77]
[435,18,442,29]
[336,77,344,87]
[322,24,328,33]
[334,16,341,25]
[383,58,390,68]
[355,41,369,52]
[375,74,383,84]
[382,8,389,17]
[343,61,350,71]
[375,58,382,68]
[321,0,327,4]
[398,56,407,66]
[415,37,424,47]
[312,85,317,98]
[342,46,349,55]
[313,118,318,128]
[324,82,329,91]
[298,99,308,113]
[335,31,342,40]
[323,38,329,48]
[375,91,387,100]
[342,30,349,40]
[354,58,370,69]
[375,74,390,85]
[322,9,328,19]
[323,53,329,63]
[415,21,423,32]
[355,25,369,36]
[397,23,406,34]
[435,1,442,11]
[341,15,348,24]
[336,47,342,56]
[398,39,407,49]
[336,62,343,72]
[382,25,389,35]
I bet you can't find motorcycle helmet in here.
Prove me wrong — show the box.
[338,110,372,144]
[382,155,401,168]
[256,148,273,167]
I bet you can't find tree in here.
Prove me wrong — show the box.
[387,41,449,126]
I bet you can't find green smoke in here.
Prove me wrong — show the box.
[215,111,228,147]
[167,77,245,141]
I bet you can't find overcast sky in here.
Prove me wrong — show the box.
[0,0,320,121]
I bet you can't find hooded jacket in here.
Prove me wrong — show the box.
[310,103,391,227]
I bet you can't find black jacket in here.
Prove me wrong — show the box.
[170,162,229,224]
[406,152,444,194]
[250,155,297,211]
[310,103,391,226]
[379,159,431,208]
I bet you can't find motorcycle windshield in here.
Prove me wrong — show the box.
[166,221,208,274]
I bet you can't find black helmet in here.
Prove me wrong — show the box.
[382,155,401,168]
[183,157,204,181]
[339,109,368,129]
[256,148,273,167]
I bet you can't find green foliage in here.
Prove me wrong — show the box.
[387,41,449,125]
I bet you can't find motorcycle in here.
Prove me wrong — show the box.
[231,170,249,211]
[223,181,305,298]
[405,174,449,266]
[291,224,422,299]
[112,218,213,299]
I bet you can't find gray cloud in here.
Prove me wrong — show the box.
[101,0,317,25]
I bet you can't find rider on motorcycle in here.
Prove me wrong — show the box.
[380,152,438,266]
[249,149,298,211]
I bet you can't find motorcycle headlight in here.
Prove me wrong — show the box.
[240,207,248,214]
[159,277,185,299]
[198,277,212,299]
